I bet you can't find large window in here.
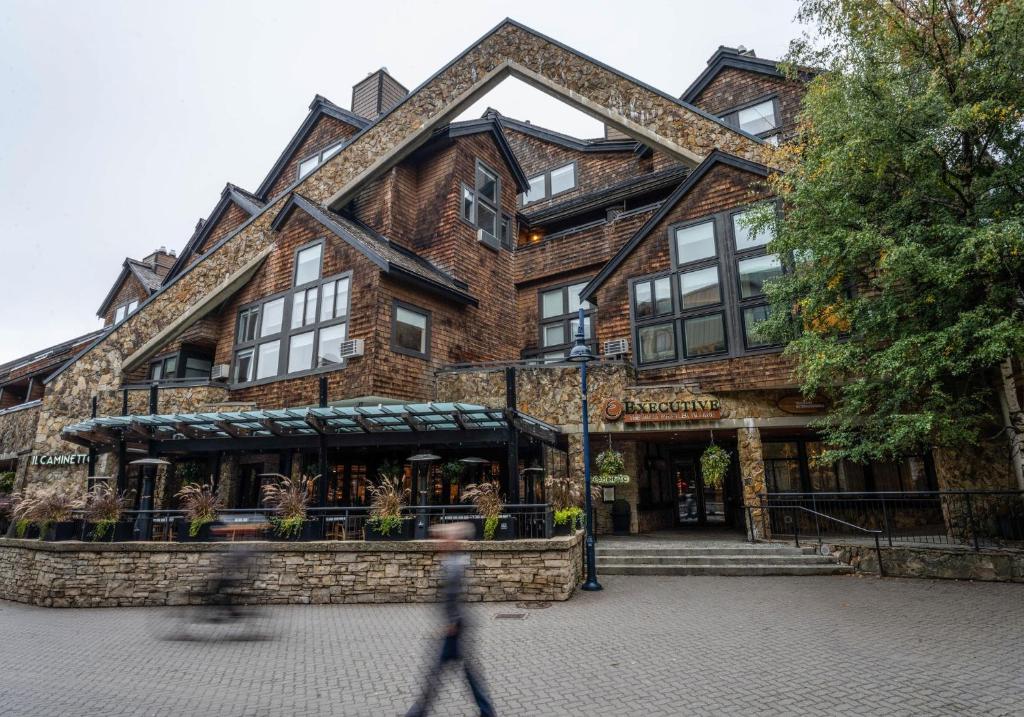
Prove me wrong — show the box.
[391,301,430,358]
[631,204,782,368]
[721,97,780,143]
[114,299,139,324]
[231,240,351,385]
[538,280,593,361]
[297,141,345,179]
[149,347,213,382]
[764,439,937,494]
[520,162,577,206]
[460,160,501,246]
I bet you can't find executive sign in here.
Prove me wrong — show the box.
[29,453,89,467]
[602,397,722,423]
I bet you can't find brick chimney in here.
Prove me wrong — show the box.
[351,68,408,120]
[142,246,177,276]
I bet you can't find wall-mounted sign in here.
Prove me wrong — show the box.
[777,394,830,415]
[29,453,89,467]
[602,397,722,423]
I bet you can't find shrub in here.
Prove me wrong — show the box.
[262,473,314,538]
[82,483,130,540]
[462,481,503,539]
[175,483,222,537]
[367,469,409,537]
[0,471,16,495]
[553,506,584,530]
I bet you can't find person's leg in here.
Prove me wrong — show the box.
[463,661,495,717]
[406,636,457,717]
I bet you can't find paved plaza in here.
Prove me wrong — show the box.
[1,574,1022,716]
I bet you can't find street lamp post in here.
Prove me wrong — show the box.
[567,305,602,592]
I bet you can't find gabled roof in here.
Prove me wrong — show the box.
[271,193,478,306]
[579,151,771,303]
[96,257,166,318]
[424,116,531,192]
[680,47,792,105]
[163,182,266,283]
[0,328,106,379]
[253,95,370,201]
[487,109,642,154]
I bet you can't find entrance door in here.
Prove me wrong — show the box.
[673,452,727,527]
[235,464,263,509]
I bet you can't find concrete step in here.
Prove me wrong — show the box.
[595,554,837,567]
[597,546,815,557]
[597,563,853,576]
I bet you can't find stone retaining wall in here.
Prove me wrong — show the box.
[832,542,1024,583]
[0,533,583,608]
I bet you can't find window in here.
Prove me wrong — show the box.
[297,141,345,179]
[149,348,212,382]
[113,299,139,324]
[392,302,430,358]
[500,214,513,250]
[521,162,578,205]
[549,163,576,196]
[721,97,780,140]
[232,241,351,384]
[460,160,501,245]
[632,204,784,368]
[538,281,594,360]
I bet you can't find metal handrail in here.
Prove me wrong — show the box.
[746,502,886,577]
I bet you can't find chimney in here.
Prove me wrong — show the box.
[351,68,408,120]
[142,247,177,275]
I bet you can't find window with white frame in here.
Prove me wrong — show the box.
[231,240,351,384]
[631,204,782,368]
[538,280,594,361]
[297,141,345,179]
[520,162,578,206]
[113,299,139,324]
[460,160,500,244]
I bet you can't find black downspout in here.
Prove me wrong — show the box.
[317,377,329,506]
[116,389,128,495]
[138,384,158,540]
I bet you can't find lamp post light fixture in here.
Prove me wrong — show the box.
[407,452,441,539]
[567,305,602,592]
[129,456,172,541]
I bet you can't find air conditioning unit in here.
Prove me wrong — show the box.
[210,363,231,381]
[603,338,629,357]
[476,227,500,251]
[338,338,365,359]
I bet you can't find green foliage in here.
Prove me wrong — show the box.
[441,461,464,483]
[91,518,116,541]
[367,514,404,536]
[261,473,314,538]
[483,515,499,541]
[700,445,731,489]
[0,472,15,494]
[175,483,221,538]
[595,449,630,486]
[553,506,583,529]
[272,514,305,539]
[756,0,1024,462]
[14,519,30,538]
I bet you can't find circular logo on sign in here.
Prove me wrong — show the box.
[603,398,625,421]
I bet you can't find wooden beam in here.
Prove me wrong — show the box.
[214,420,249,438]
[174,422,208,440]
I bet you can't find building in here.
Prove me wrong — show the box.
[1,21,1017,538]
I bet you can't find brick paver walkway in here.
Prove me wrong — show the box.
[1,575,1021,716]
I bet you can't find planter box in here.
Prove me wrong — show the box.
[363,518,414,541]
[553,521,577,537]
[43,521,82,541]
[472,515,519,540]
[275,519,324,541]
[84,521,135,542]
[173,517,214,542]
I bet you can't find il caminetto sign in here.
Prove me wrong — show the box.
[602,397,722,423]
[29,453,89,467]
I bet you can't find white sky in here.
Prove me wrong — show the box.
[0,0,803,364]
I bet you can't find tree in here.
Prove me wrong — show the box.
[754,0,1024,481]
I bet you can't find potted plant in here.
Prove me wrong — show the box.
[700,444,731,490]
[82,482,134,541]
[594,448,630,487]
[7,489,40,539]
[25,479,84,541]
[364,470,412,541]
[462,481,515,540]
[262,473,322,540]
[174,483,222,541]
[544,473,593,536]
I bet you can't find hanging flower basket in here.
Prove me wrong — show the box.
[594,448,630,486]
[700,444,731,489]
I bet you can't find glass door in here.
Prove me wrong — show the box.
[673,453,726,527]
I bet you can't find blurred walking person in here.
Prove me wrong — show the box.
[407,521,495,717]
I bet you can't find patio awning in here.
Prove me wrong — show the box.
[60,402,561,451]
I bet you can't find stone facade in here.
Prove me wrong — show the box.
[0,532,583,608]
[0,402,41,490]
[832,542,1024,583]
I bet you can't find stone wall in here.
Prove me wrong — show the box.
[0,402,41,490]
[832,542,1024,583]
[0,532,583,608]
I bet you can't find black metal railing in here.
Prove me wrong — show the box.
[59,503,554,542]
[758,491,1024,551]
[745,502,885,576]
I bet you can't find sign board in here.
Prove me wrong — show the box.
[29,453,89,467]
[777,394,829,415]
[602,397,722,423]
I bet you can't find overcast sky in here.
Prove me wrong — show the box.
[0,0,804,364]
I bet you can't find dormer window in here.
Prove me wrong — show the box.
[721,98,779,139]
[520,162,577,206]
[549,162,576,196]
[460,160,501,246]
[298,141,345,179]
[114,299,139,324]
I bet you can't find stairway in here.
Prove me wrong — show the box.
[596,542,852,576]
